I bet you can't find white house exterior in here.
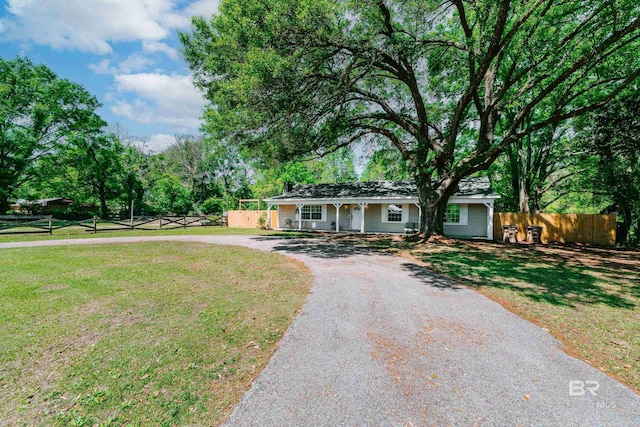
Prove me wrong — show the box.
[265,177,500,239]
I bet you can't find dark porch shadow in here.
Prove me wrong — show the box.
[265,237,394,259]
[252,232,322,240]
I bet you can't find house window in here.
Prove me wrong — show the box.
[386,204,403,222]
[444,204,461,223]
[444,204,468,225]
[301,205,322,220]
[381,204,408,223]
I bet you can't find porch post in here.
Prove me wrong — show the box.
[296,203,304,231]
[358,202,368,233]
[267,203,273,229]
[484,201,495,240]
[332,203,343,232]
[414,202,422,229]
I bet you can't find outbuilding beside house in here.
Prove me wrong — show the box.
[10,198,74,214]
[265,177,500,239]
[9,198,96,216]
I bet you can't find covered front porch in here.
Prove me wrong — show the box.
[267,202,422,234]
[264,179,498,239]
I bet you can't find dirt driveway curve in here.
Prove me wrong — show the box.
[2,235,639,426]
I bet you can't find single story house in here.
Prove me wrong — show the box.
[265,177,500,239]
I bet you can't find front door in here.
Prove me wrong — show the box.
[350,206,362,231]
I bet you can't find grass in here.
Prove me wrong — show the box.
[343,235,640,393]
[0,242,311,426]
[0,226,309,243]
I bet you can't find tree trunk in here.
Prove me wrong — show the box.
[621,202,632,243]
[98,181,109,219]
[418,201,441,239]
[0,198,10,215]
[517,183,530,213]
[0,178,16,214]
[416,176,455,239]
[531,185,543,214]
[516,138,531,213]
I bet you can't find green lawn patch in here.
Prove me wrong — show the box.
[0,242,311,426]
[0,226,310,243]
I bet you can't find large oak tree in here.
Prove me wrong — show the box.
[181,0,640,236]
[578,94,640,242]
[0,57,105,213]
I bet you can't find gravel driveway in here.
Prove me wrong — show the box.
[2,235,639,426]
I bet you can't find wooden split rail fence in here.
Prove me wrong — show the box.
[0,215,227,236]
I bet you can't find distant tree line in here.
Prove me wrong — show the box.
[1,57,360,219]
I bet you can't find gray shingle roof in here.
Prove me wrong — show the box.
[267,177,498,201]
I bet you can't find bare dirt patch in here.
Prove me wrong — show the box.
[423,317,488,349]
[367,330,428,397]
[39,284,69,292]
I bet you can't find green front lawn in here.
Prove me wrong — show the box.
[0,226,306,243]
[0,242,311,426]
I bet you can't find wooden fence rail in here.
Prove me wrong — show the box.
[494,212,617,246]
[0,215,227,236]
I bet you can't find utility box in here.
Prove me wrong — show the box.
[526,225,543,244]
[502,224,519,243]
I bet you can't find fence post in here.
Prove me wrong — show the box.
[159,216,163,229]
[48,217,53,235]
[93,216,98,233]
[183,216,187,228]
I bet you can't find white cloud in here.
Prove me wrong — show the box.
[110,100,138,119]
[164,0,221,29]
[110,73,206,130]
[147,134,177,152]
[184,0,221,18]
[119,53,155,73]
[143,41,179,60]
[88,59,115,75]
[0,0,220,54]
[89,53,155,75]
[1,0,172,54]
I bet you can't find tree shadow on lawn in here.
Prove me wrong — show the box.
[407,245,636,309]
[260,234,639,309]
[538,244,640,275]
[400,263,467,291]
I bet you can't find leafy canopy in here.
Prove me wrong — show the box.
[182,0,640,234]
[0,57,104,211]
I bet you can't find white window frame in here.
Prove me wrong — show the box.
[381,204,409,223]
[444,203,468,226]
[299,204,327,221]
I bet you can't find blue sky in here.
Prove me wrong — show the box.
[0,0,220,152]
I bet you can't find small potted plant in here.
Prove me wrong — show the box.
[257,213,267,229]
